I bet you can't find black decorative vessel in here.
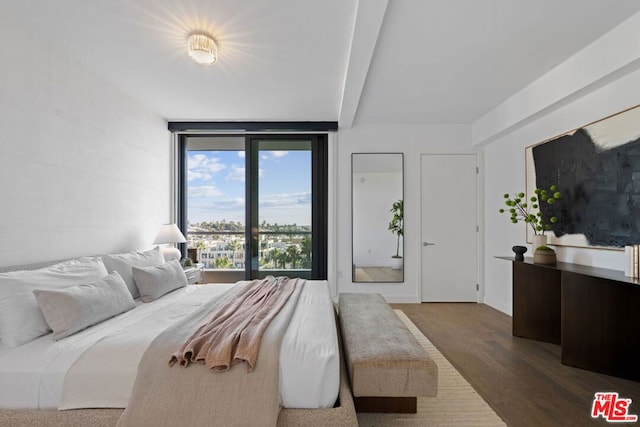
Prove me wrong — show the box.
[512,245,527,261]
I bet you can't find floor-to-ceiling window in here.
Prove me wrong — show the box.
[183,136,246,274]
[177,133,327,281]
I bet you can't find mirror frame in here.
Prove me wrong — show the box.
[351,153,404,283]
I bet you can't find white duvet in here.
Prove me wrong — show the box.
[0,281,339,410]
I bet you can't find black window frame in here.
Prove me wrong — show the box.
[176,131,328,280]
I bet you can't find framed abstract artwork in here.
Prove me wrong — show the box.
[526,104,640,249]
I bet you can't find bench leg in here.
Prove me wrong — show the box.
[354,396,417,413]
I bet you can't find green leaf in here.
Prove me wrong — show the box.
[499,186,561,230]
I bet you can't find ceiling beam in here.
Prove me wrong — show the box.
[338,0,389,129]
[471,10,640,146]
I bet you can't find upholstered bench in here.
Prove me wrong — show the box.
[338,293,438,413]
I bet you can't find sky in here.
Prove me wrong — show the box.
[187,150,311,226]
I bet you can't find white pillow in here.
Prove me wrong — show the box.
[33,271,136,340]
[132,259,188,303]
[101,247,165,299]
[0,257,109,348]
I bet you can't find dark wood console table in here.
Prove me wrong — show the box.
[499,257,640,381]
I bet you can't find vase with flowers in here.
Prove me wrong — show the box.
[499,185,562,263]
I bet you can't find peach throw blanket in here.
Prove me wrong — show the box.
[170,276,297,372]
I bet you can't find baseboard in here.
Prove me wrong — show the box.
[482,296,512,316]
[354,263,391,268]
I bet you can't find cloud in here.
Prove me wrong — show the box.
[189,194,311,225]
[187,154,226,182]
[191,192,307,210]
[237,151,246,158]
[189,197,245,214]
[188,197,246,224]
[225,165,263,182]
[225,165,245,182]
[214,198,245,210]
[188,170,211,181]
[259,151,290,162]
[188,185,223,198]
[259,192,311,208]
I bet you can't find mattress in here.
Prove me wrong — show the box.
[0,281,339,410]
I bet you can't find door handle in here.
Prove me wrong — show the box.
[423,242,436,246]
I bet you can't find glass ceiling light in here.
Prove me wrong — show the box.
[187,33,217,65]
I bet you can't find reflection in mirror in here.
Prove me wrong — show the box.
[352,153,404,283]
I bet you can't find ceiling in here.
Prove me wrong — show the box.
[6,0,640,127]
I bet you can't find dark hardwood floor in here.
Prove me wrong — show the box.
[392,303,640,427]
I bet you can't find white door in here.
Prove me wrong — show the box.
[421,154,478,302]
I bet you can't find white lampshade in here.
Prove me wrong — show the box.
[153,223,187,244]
[153,224,187,262]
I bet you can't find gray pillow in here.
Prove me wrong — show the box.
[33,271,136,340]
[101,247,165,299]
[132,259,188,303]
[0,257,109,347]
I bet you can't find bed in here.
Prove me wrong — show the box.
[0,251,357,426]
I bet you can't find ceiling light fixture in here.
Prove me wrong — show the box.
[187,33,217,65]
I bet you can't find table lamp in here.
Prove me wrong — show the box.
[153,223,187,261]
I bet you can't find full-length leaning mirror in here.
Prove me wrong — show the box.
[352,153,404,283]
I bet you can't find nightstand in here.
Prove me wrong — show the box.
[183,264,204,284]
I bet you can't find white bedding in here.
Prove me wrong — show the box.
[0,281,339,410]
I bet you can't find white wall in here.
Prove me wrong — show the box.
[336,124,475,302]
[481,46,640,314]
[0,15,170,267]
[353,171,402,266]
